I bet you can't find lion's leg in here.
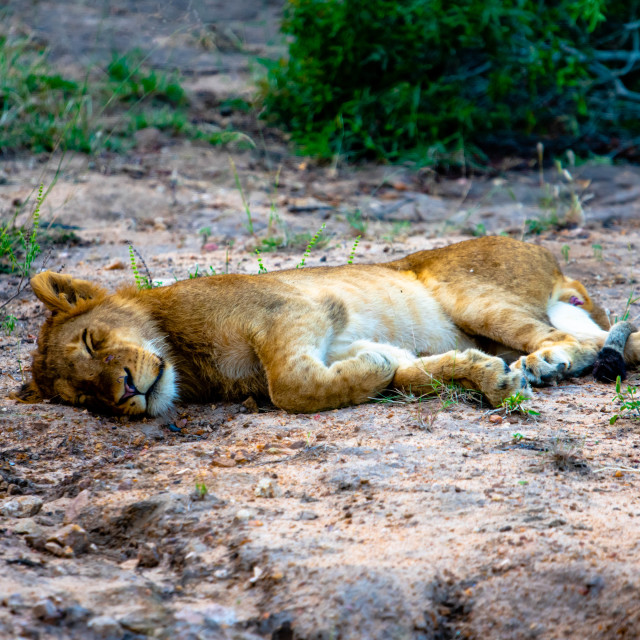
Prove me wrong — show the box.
[623,332,640,365]
[392,349,530,407]
[266,346,400,413]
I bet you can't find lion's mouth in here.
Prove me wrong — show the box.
[117,361,165,405]
[145,361,165,400]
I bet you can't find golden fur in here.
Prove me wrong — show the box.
[12,236,640,416]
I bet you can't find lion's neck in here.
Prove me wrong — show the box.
[124,278,269,402]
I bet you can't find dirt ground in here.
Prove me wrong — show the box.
[2,3,640,640]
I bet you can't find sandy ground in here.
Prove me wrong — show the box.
[2,2,640,639]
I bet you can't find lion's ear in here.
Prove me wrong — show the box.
[31,271,106,314]
[10,380,42,404]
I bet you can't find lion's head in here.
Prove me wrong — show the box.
[13,272,177,416]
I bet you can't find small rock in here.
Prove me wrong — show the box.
[201,603,237,627]
[133,126,167,152]
[0,495,43,518]
[119,610,170,635]
[64,489,91,524]
[254,478,281,499]
[13,518,41,536]
[211,456,236,468]
[547,518,567,528]
[118,478,133,491]
[489,414,503,424]
[104,260,126,271]
[242,396,259,413]
[297,511,318,521]
[32,598,62,622]
[64,605,91,623]
[46,524,89,555]
[45,542,74,558]
[137,542,161,568]
[25,532,47,551]
[5,593,26,613]
[234,508,253,522]
[88,615,123,639]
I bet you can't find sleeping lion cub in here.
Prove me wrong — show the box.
[12,236,638,417]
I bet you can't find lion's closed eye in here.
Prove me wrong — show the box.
[82,328,94,357]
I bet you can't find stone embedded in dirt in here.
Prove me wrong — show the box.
[118,478,134,491]
[211,456,236,467]
[242,396,259,413]
[64,604,92,623]
[119,609,172,635]
[105,259,126,270]
[235,508,253,522]
[87,615,123,639]
[5,593,26,613]
[489,415,504,424]
[63,489,91,524]
[137,542,161,568]
[0,495,43,518]
[32,598,62,622]
[12,518,42,536]
[46,524,89,556]
[113,492,187,536]
[44,542,74,558]
[255,477,281,498]
[297,511,319,521]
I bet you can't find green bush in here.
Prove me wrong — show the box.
[261,0,640,163]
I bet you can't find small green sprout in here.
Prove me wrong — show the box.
[500,392,540,416]
[194,481,208,500]
[610,375,640,425]
[255,249,268,274]
[592,243,603,261]
[297,223,326,268]
[347,235,361,264]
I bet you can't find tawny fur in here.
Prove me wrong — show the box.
[12,236,640,417]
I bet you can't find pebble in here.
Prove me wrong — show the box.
[234,508,253,522]
[137,542,161,568]
[118,478,133,491]
[64,489,91,524]
[32,598,62,622]
[211,456,236,468]
[254,478,281,498]
[87,615,123,639]
[5,593,26,613]
[0,495,43,518]
[12,518,42,536]
[46,524,89,556]
[489,415,503,424]
[64,604,91,623]
[44,542,74,558]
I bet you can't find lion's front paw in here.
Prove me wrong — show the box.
[483,363,532,407]
[511,348,571,386]
[473,354,531,407]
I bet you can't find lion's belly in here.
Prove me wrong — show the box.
[314,271,468,363]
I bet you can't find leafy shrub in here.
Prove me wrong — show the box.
[261,0,640,163]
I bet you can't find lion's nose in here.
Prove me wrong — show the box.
[119,367,141,402]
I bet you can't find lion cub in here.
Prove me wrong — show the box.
[12,236,638,416]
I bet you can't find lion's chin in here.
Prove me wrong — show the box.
[144,363,178,417]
